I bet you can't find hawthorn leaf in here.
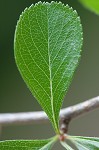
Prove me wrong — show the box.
[14,1,83,133]
[79,0,99,15]
[69,135,99,150]
[0,138,55,150]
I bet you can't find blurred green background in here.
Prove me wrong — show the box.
[0,0,99,149]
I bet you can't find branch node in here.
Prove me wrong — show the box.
[60,117,71,134]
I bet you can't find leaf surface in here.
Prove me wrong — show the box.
[61,141,74,150]
[69,135,99,150]
[79,0,99,15]
[14,1,83,133]
[0,139,54,150]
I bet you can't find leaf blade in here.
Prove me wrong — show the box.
[61,141,74,150]
[69,135,99,150]
[0,138,55,150]
[14,1,83,132]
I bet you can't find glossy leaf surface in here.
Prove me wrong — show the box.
[69,136,99,150]
[61,141,74,150]
[14,1,83,132]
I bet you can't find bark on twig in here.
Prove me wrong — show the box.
[0,96,99,128]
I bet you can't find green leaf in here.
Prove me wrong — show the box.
[61,141,74,150]
[79,0,99,15]
[69,135,99,150]
[0,138,55,150]
[14,1,83,133]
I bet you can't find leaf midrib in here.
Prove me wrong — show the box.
[47,4,59,134]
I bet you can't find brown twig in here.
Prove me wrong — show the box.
[60,96,99,133]
[0,96,99,132]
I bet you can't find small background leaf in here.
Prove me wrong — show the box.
[0,138,54,150]
[14,1,83,133]
[79,0,99,15]
[69,135,99,150]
